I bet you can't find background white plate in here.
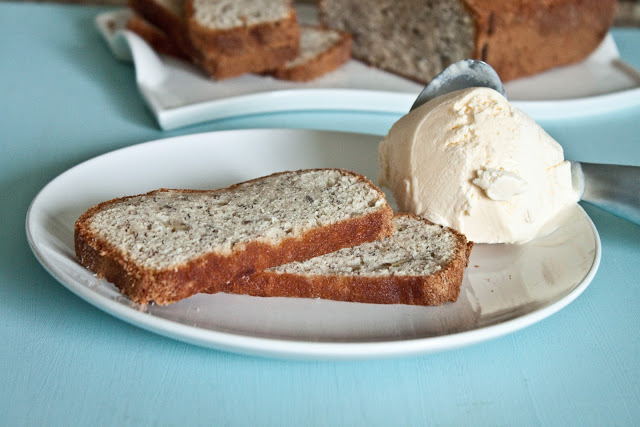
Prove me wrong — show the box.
[95,7,640,130]
[26,129,601,360]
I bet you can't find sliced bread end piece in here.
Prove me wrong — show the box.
[223,213,473,306]
[185,0,300,55]
[269,25,352,82]
[128,0,197,57]
[126,14,190,60]
[75,169,394,305]
[184,0,301,78]
[196,43,299,79]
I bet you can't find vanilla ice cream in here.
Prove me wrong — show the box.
[378,87,579,244]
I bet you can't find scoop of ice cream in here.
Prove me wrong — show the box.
[378,87,579,244]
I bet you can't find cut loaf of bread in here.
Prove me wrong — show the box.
[124,1,299,80]
[185,0,300,78]
[269,25,352,82]
[318,0,617,83]
[224,214,473,306]
[75,169,394,305]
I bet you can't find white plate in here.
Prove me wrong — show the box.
[96,7,640,130]
[26,129,601,360]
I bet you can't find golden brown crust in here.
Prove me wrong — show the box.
[196,43,299,79]
[462,0,617,81]
[222,214,473,306]
[127,0,197,58]
[74,169,394,305]
[269,26,352,82]
[126,15,190,60]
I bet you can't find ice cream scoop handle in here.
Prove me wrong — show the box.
[576,162,640,225]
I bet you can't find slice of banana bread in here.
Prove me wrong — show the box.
[128,0,196,57]
[74,169,394,305]
[185,0,300,78]
[269,25,352,82]
[126,13,189,59]
[223,214,473,306]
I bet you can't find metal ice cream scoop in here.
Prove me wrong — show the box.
[410,59,640,226]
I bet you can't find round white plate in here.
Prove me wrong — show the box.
[26,129,601,360]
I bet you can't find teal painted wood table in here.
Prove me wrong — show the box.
[1,3,639,425]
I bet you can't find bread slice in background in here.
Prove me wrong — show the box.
[128,0,196,58]
[196,42,300,80]
[185,0,300,56]
[269,25,352,82]
[74,169,394,305]
[223,214,473,306]
[126,13,190,59]
[123,6,299,79]
[184,0,301,78]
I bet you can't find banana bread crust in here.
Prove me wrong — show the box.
[466,0,618,81]
[127,0,196,57]
[126,14,190,59]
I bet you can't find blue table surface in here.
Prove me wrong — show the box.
[1,3,639,425]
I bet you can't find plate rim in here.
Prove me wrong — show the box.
[25,128,602,360]
[151,86,640,131]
